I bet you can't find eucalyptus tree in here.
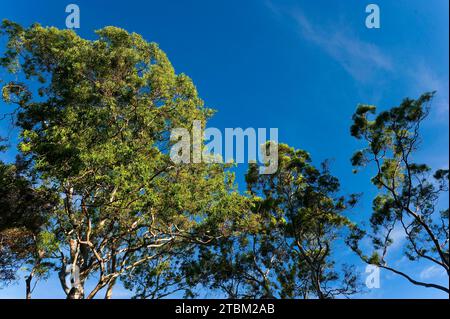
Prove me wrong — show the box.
[347,92,449,294]
[0,141,56,298]
[0,20,246,298]
[246,144,360,299]
[186,143,360,299]
[181,209,285,298]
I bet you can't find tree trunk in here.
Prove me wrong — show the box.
[105,278,117,299]
[25,272,33,299]
[67,285,85,299]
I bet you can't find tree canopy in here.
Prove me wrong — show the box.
[347,93,449,293]
[0,20,247,299]
[0,20,448,298]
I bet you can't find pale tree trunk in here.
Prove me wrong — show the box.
[314,269,325,299]
[58,259,86,299]
[105,278,117,299]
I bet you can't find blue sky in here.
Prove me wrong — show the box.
[0,0,448,298]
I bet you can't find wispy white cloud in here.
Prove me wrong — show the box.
[266,2,392,82]
[265,1,449,118]
[292,9,392,82]
[419,265,446,280]
[408,62,449,118]
[389,227,406,252]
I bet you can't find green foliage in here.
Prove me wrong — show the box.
[246,144,360,298]
[0,146,56,286]
[367,252,381,265]
[0,20,246,299]
[186,144,361,299]
[348,93,449,293]
[1,18,446,298]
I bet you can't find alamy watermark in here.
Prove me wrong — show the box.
[170,121,279,174]
[365,4,380,29]
[365,264,381,289]
[65,4,80,29]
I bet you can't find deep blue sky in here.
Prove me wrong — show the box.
[1,0,448,298]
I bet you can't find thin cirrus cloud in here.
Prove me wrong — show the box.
[266,2,393,83]
[291,9,392,82]
[265,2,449,117]
[419,265,446,280]
[410,63,449,117]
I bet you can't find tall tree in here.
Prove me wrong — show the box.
[0,20,245,298]
[247,144,360,299]
[347,92,449,294]
[181,206,283,298]
[186,143,360,299]
[0,139,56,298]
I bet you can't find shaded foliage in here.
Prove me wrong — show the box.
[347,93,449,293]
[184,144,361,299]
